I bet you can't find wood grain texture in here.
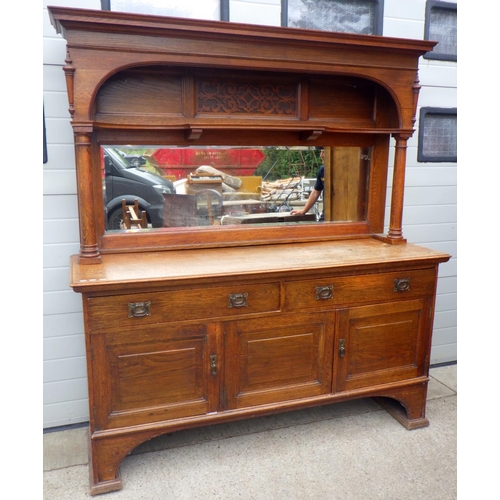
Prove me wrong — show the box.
[71,239,449,292]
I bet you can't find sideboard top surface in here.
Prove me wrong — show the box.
[70,238,450,292]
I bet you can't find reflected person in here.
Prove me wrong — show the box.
[290,150,324,221]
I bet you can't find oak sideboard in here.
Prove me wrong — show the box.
[49,6,451,495]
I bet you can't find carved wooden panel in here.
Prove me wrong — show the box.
[93,66,398,129]
[196,79,298,116]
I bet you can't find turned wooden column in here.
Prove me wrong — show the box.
[386,133,411,243]
[74,127,101,263]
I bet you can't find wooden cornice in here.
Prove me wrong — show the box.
[49,6,436,57]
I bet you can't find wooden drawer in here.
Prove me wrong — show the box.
[283,268,436,311]
[87,282,280,332]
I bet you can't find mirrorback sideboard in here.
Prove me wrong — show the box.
[49,6,450,495]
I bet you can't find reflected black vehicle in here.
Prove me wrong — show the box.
[116,149,147,167]
[104,148,175,229]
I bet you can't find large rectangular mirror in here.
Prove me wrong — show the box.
[102,145,371,232]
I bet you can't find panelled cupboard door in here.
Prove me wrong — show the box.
[224,312,334,409]
[90,322,219,430]
[334,298,432,392]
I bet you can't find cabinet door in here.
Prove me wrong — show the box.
[90,322,219,430]
[334,298,432,392]
[224,312,334,410]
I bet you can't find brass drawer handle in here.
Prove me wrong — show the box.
[128,301,151,318]
[315,285,333,300]
[394,278,411,292]
[228,293,248,308]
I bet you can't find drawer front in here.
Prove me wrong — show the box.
[87,282,280,332]
[283,268,436,311]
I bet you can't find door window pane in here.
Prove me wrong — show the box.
[287,0,380,35]
[418,108,457,162]
[424,1,457,61]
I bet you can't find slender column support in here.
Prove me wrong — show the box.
[386,133,411,243]
[74,128,101,263]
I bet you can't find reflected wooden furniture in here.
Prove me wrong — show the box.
[120,199,147,229]
[49,7,450,496]
[186,173,223,195]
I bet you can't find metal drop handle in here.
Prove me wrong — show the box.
[315,285,333,300]
[228,293,248,308]
[394,278,410,292]
[128,301,151,318]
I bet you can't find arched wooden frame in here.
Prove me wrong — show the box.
[49,7,435,263]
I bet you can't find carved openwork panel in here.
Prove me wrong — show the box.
[196,80,298,116]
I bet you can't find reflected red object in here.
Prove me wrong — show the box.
[151,148,265,180]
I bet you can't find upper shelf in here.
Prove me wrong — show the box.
[48,6,436,134]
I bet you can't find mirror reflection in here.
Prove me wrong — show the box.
[102,146,371,231]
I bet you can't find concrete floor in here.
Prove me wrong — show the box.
[43,364,456,500]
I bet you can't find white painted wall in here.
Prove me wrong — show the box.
[230,0,281,25]
[42,0,457,428]
[384,0,457,365]
[43,0,101,429]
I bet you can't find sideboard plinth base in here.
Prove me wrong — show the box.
[373,396,430,430]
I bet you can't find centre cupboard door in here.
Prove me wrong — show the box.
[224,312,334,410]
